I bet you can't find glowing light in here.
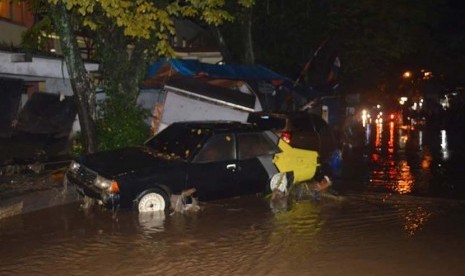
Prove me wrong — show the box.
[423,71,433,80]
[403,71,412,78]
[399,97,408,105]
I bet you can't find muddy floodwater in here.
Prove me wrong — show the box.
[1,121,465,275]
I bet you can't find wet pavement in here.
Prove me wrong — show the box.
[1,120,465,275]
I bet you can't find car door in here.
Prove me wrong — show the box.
[235,131,281,195]
[187,133,239,201]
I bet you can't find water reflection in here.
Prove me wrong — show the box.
[421,148,432,170]
[419,130,423,149]
[388,121,394,154]
[364,123,371,145]
[394,161,414,194]
[375,121,382,149]
[351,114,465,199]
[137,211,165,234]
[367,120,415,195]
[2,193,465,275]
[440,129,449,160]
[402,206,432,237]
[398,128,408,149]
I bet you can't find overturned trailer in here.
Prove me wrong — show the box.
[140,59,289,133]
[146,77,262,133]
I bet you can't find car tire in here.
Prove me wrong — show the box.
[136,188,169,213]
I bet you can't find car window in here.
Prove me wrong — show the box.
[193,134,236,163]
[237,132,280,160]
[247,113,286,130]
[145,124,211,161]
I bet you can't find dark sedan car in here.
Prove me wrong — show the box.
[247,111,337,163]
[66,121,319,212]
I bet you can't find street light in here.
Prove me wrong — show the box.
[399,97,408,105]
[403,71,412,79]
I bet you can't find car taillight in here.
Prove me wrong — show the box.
[281,131,291,144]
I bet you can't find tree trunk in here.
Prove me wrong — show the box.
[210,26,233,64]
[126,42,151,103]
[241,6,255,65]
[51,1,97,153]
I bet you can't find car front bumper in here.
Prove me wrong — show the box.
[66,169,120,208]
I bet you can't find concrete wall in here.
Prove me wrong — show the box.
[0,50,98,95]
[0,21,26,46]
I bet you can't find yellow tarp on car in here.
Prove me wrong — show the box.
[273,140,319,183]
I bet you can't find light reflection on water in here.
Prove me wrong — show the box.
[359,120,462,198]
[440,129,449,160]
[2,195,465,275]
[367,121,414,195]
[403,206,432,237]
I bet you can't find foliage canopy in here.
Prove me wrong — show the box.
[35,0,254,152]
[49,0,254,56]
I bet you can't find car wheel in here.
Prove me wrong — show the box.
[137,189,169,212]
[270,172,289,194]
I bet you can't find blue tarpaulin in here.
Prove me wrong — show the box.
[146,59,288,82]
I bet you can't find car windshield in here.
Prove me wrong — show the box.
[144,124,211,161]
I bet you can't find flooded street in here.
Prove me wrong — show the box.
[1,120,465,275]
[340,119,465,199]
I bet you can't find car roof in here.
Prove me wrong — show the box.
[170,121,261,134]
[249,111,321,119]
[247,111,329,131]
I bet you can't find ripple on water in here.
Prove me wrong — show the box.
[2,195,465,275]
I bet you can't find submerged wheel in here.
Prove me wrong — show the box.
[270,172,289,194]
[137,189,168,212]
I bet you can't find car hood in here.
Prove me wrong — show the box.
[78,147,182,177]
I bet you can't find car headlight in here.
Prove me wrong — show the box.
[69,161,80,172]
[94,175,112,190]
[94,175,120,193]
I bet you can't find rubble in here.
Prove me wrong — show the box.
[0,167,78,220]
[170,188,200,214]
